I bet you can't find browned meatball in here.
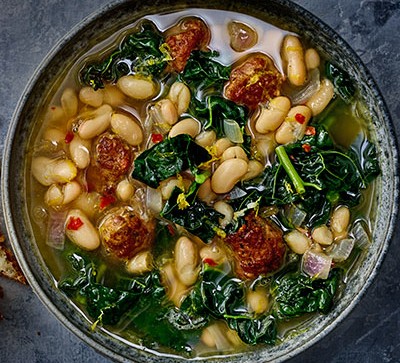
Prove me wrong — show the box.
[224,54,283,110]
[225,211,286,280]
[166,18,210,72]
[95,132,132,181]
[99,207,155,260]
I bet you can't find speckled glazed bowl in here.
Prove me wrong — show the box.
[1,0,399,362]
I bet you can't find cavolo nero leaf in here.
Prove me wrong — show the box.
[179,51,251,150]
[160,185,224,242]
[58,252,159,326]
[272,268,341,318]
[177,265,278,345]
[325,61,356,103]
[80,22,169,90]
[227,125,379,229]
[58,250,194,352]
[178,50,231,95]
[227,315,277,345]
[131,134,211,189]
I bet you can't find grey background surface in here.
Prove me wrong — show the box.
[0,0,399,362]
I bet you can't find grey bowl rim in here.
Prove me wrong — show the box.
[1,0,399,362]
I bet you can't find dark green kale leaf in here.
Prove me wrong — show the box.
[325,61,356,103]
[349,137,381,184]
[131,134,211,188]
[228,125,380,229]
[177,265,278,345]
[189,95,248,134]
[178,50,231,95]
[58,250,194,353]
[58,252,159,326]
[80,22,168,90]
[160,185,223,242]
[178,51,251,150]
[227,315,277,345]
[272,268,341,318]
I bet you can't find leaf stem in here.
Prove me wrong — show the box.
[275,145,306,195]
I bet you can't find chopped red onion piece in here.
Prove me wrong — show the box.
[46,210,67,250]
[302,249,332,279]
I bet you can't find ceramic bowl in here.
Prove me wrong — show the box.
[1,0,399,362]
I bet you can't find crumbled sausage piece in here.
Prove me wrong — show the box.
[95,132,132,181]
[225,211,286,279]
[224,54,283,110]
[100,207,155,260]
[166,18,210,72]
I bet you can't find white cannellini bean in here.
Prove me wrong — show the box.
[221,146,248,163]
[126,250,153,274]
[151,99,178,126]
[305,48,321,70]
[69,134,91,169]
[79,86,104,108]
[62,181,82,204]
[284,229,311,254]
[168,82,191,115]
[247,287,269,315]
[161,262,188,307]
[174,236,200,286]
[116,179,135,201]
[306,78,335,116]
[168,118,201,138]
[242,160,264,181]
[255,96,291,134]
[71,192,100,219]
[197,178,217,204]
[103,84,125,107]
[312,225,334,246]
[256,134,276,164]
[200,243,227,265]
[282,35,307,86]
[45,184,63,206]
[331,205,350,238]
[77,104,112,140]
[211,158,248,194]
[32,156,77,186]
[200,322,237,350]
[275,105,312,144]
[195,130,217,148]
[117,75,157,100]
[215,137,234,156]
[46,181,81,206]
[159,177,181,200]
[61,88,79,119]
[214,200,234,228]
[65,209,100,251]
[111,113,143,146]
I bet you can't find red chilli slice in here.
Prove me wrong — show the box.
[203,258,218,267]
[67,216,84,231]
[295,113,306,124]
[305,126,316,136]
[99,194,116,210]
[64,131,74,144]
[151,133,164,144]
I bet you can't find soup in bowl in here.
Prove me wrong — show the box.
[2,1,398,362]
